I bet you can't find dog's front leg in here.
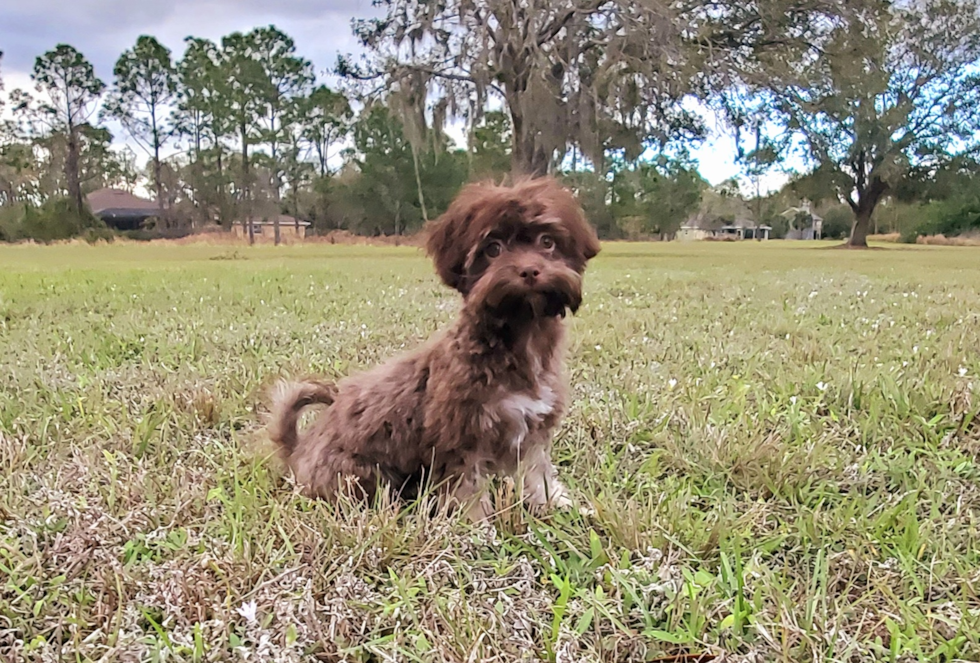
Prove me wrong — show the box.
[520,445,572,510]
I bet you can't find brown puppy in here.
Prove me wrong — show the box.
[268,177,600,520]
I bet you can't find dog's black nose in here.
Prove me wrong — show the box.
[520,268,541,281]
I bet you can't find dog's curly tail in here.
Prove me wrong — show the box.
[268,380,337,457]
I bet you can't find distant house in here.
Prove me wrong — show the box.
[232,215,311,240]
[86,188,162,230]
[718,223,772,240]
[781,206,824,240]
[675,225,714,241]
[676,214,772,241]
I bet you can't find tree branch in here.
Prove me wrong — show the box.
[536,0,605,47]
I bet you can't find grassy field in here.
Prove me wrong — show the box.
[1,240,979,662]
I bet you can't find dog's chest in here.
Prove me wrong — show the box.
[485,385,558,455]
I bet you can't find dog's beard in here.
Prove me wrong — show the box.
[529,289,572,318]
[473,269,582,322]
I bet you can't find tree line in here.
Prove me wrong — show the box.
[1,0,979,247]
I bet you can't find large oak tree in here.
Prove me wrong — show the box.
[340,0,847,177]
[730,0,980,247]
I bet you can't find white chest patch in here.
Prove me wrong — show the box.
[495,386,557,453]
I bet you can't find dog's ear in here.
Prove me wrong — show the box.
[425,183,487,293]
[425,209,467,292]
[524,177,601,268]
[567,208,601,264]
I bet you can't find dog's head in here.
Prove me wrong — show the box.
[425,177,600,320]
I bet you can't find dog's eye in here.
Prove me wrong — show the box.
[484,241,503,258]
[539,234,555,250]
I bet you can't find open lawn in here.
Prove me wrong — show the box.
[1,240,979,662]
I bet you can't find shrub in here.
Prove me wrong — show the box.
[821,205,853,240]
[83,227,116,244]
[23,199,107,243]
[119,227,195,241]
[901,183,980,242]
[0,205,25,242]
[930,197,980,237]
[900,226,920,244]
[0,199,110,243]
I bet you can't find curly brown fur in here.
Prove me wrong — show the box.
[268,177,600,520]
[269,380,338,456]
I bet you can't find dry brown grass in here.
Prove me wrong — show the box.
[867,232,901,243]
[916,232,980,246]
[160,228,425,248]
[306,229,424,247]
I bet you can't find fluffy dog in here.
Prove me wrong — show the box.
[268,177,600,520]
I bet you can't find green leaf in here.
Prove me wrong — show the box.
[644,629,693,644]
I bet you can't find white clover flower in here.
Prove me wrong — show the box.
[237,600,258,624]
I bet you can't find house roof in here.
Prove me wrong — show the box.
[86,188,159,215]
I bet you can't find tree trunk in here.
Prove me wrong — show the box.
[65,128,83,214]
[529,144,550,177]
[216,149,225,228]
[241,125,253,246]
[152,107,166,226]
[847,179,887,248]
[510,126,549,177]
[270,115,282,246]
[292,186,300,237]
[410,144,429,223]
[507,97,544,177]
[504,67,551,177]
[153,153,165,227]
[849,207,873,247]
[316,140,327,177]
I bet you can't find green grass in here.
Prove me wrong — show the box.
[1,239,979,662]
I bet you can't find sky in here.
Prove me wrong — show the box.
[0,0,787,192]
